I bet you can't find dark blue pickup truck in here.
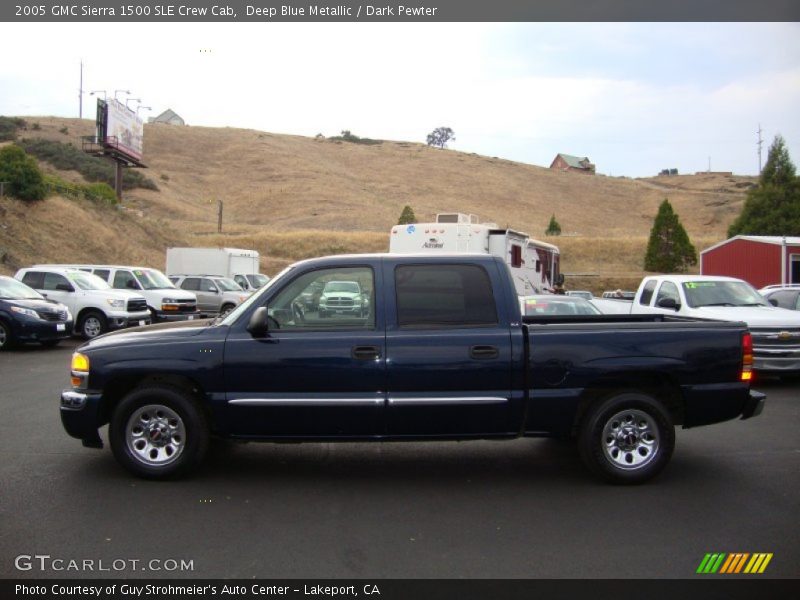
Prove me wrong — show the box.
[61,254,764,483]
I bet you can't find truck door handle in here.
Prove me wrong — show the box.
[470,345,499,359]
[352,346,381,360]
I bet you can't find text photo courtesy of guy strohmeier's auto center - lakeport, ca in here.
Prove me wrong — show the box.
[0,2,799,597]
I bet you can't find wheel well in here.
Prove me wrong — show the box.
[221,303,235,311]
[76,307,105,323]
[100,374,212,429]
[572,373,684,435]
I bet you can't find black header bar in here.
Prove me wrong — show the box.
[3,0,800,22]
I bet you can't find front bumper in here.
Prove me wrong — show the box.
[12,318,74,343]
[152,309,201,323]
[60,390,104,448]
[753,354,800,372]
[106,311,152,331]
[741,390,766,420]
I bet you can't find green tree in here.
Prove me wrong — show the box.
[644,199,697,272]
[397,205,417,225]
[545,214,562,236]
[0,144,47,201]
[426,127,455,149]
[728,135,800,237]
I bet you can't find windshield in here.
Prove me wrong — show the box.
[682,281,769,308]
[67,271,111,291]
[134,269,176,290]
[215,277,242,292]
[218,265,294,326]
[0,277,44,300]
[324,281,360,293]
[248,274,270,288]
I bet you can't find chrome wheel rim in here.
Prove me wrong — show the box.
[602,408,659,470]
[125,404,186,466]
[83,316,103,338]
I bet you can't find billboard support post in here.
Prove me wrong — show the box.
[115,162,123,201]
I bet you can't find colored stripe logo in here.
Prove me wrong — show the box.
[697,553,773,574]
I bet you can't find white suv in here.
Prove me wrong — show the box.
[15,267,151,339]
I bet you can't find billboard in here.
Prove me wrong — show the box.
[96,98,144,162]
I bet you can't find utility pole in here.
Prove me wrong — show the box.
[78,59,84,119]
[757,123,764,174]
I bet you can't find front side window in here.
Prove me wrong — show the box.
[655,281,679,306]
[113,270,140,290]
[201,278,219,293]
[267,266,374,330]
[682,281,768,308]
[43,273,71,291]
[180,278,201,291]
[396,264,497,328]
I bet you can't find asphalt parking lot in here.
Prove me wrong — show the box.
[1,338,798,579]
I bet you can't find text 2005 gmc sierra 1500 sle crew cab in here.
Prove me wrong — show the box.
[61,254,765,484]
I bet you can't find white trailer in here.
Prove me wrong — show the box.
[389,213,560,295]
[165,247,267,291]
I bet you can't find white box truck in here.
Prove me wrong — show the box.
[165,247,269,291]
[389,213,561,296]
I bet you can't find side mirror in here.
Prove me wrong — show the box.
[247,307,269,337]
[56,283,74,292]
[768,298,778,307]
[657,297,680,310]
[209,286,219,294]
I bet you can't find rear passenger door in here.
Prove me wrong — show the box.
[384,262,516,436]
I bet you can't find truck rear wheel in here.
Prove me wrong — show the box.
[578,392,674,484]
[109,385,209,479]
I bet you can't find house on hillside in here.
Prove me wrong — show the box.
[701,235,800,289]
[550,153,596,174]
[148,109,185,126]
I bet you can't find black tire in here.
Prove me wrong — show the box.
[109,385,210,479]
[220,304,235,316]
[0,320,15,351]
[78,310,108,339]
[578,392,674,484]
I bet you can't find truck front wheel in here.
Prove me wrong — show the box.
[578,392,674,484]
[109,385,209,479]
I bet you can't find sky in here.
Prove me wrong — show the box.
[1,22,799,177]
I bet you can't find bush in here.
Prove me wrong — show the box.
[0,144,47,201]
[44,175,118,205]
[329,130,382,146]
[0,116,27,142]
[17,138,158,191]
[59,126,69,135]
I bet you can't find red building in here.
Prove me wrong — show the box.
[700,236,800,289]
[549,153,596,174]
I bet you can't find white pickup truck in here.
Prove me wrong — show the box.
[629,275,800,373]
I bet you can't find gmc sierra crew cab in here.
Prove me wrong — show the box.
[60,254,765,483]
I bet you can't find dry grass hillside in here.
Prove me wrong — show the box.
[0,116,756,291]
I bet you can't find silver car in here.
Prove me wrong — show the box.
[169,275,252,317]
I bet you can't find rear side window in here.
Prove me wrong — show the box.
[639,280,657,306]
[93,269,110,281]
[396,264,498,328]
[181,278,201,291]
[21,271,44,289]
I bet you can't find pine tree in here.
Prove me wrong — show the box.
[644,199,697,272]
[545,214,562,236]
[397,205,416,225]
[728,135,800,236]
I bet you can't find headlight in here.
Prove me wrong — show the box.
[162,298,177,303]
[11,306,40,319]
[71,352,90,388]
[106,298,125,309]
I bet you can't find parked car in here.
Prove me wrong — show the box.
[519,294,601,316]
[234,273,270,291]
[602,290,636,300]
[15,267,151,339]
[565,290,594,300]
[0,275,73,350]
[60,254,763,483]
[168,275,251,317]
[760,285,800,311]
[631,275,800,372]
[165,247,267,292]
[36,264,200,323]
